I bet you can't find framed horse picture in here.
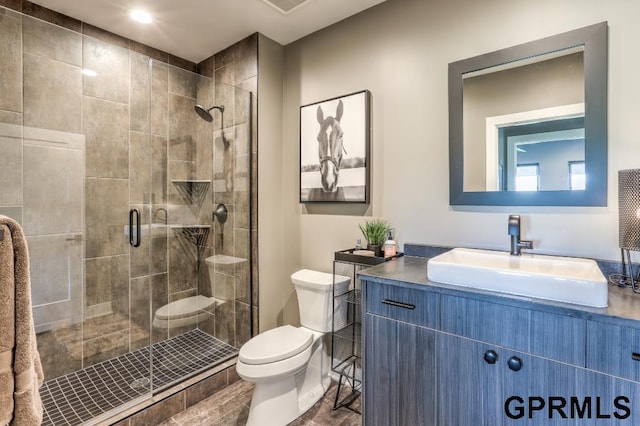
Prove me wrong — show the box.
[299,90,371,203]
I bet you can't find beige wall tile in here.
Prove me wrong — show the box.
[235,301,250,348]
[0,207,21,223]
[0,11,21,113]
[184,370,227,408]
[23,15,81,65]
[130,53,151,133]
[23,143,83,235]
[169,66,197,99]
[28,234,81,306]
[213,300,234,346]
[234,153,249,230]
[213,128,235,206]
[129,131,152,204]
[0,135,22,206]
[23,53,82,133]
[152,136,168,204]
[130,392,184,426]
[84,96,129,178]
[234,34,257,83]
[36,323,82,381]
[129,275,151,349]
[168,231,197,294]
[83,36,129,103]
[85,254,129,308]
[85,177,128,258]
[29,234,83,329]
[151,61,168,137]
[0,110,22,125]
[169,94,198,162]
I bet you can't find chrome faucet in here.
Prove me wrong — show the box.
[508,215,533,256]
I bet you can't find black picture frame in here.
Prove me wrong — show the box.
[300,90,370,203]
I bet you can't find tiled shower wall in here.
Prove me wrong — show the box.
[0,1,258,384]
[197,34,259,343]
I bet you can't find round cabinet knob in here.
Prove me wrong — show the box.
[483,350,498,364]
[507,356,523,371]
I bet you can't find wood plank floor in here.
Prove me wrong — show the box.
[157,380,361,425]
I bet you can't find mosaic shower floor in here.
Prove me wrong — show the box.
[40,329,238,426]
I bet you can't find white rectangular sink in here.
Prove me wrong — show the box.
[427,248,607,307]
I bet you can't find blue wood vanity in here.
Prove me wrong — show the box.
[360,255,640,425]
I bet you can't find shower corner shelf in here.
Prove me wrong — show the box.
[171,180,211,205]
[170,225,211,247]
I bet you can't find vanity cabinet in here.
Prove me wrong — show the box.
[437,332,578,426]
[362,275,640,425]
[364,314,436,426]
[363,282,438,425]
[586,320,640,380]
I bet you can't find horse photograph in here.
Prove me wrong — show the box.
[299,90,370,203]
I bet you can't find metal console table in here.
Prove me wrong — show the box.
[331,249,403,413]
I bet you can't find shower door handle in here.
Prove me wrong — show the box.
[129,208,141,247]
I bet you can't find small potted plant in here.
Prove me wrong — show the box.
[358,219,391,257]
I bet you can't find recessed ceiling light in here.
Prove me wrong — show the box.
[81,69,98,77]
[130,10,152,24]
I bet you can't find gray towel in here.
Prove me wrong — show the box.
[0,216,44,426]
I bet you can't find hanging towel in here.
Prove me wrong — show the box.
[0,216,43,426]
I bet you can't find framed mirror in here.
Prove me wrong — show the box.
[449,22,607,206]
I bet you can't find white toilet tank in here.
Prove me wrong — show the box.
[291,269,350,332]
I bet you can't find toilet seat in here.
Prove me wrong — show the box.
[152,295,218,329]
[155,295,216,320]
[239,325,313,365]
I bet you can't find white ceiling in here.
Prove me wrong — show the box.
[28,0,387,63]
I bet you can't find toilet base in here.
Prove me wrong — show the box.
[246,376,299,426]
[245,376,329,426]
[296,378,329,415]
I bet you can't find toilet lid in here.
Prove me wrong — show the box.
[239,325,313,365]
[155,295,215,320]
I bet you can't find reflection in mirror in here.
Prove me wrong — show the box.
[449,22,607,206]
[463,48,585,192]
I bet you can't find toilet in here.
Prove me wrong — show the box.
[236,269,350,426]
[152,254,246,329]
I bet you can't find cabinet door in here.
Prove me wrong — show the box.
[364,313,436,426]
[365,313,398,426]
[587,320,640,380]
[498,349,577,426]
[574,366,640,425]
[436,332,497,426]
[437,333,579,426]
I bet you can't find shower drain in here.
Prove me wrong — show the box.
[130,377,151,390]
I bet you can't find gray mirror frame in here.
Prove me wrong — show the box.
[449,22,608,206]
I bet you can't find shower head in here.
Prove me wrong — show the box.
[194,104,224,122]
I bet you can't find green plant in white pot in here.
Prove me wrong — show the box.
[358,219,391,257]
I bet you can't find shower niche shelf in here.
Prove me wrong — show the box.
[171,180,211,205]
[170,225,210,251]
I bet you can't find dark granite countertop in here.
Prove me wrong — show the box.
[359,256,640,328]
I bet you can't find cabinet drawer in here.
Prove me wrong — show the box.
[442,295,585,365]
[587,320,640,381]
[365,281,439,328]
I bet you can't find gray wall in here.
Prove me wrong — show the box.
[257,35,291,331]
[276,0,638,303]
